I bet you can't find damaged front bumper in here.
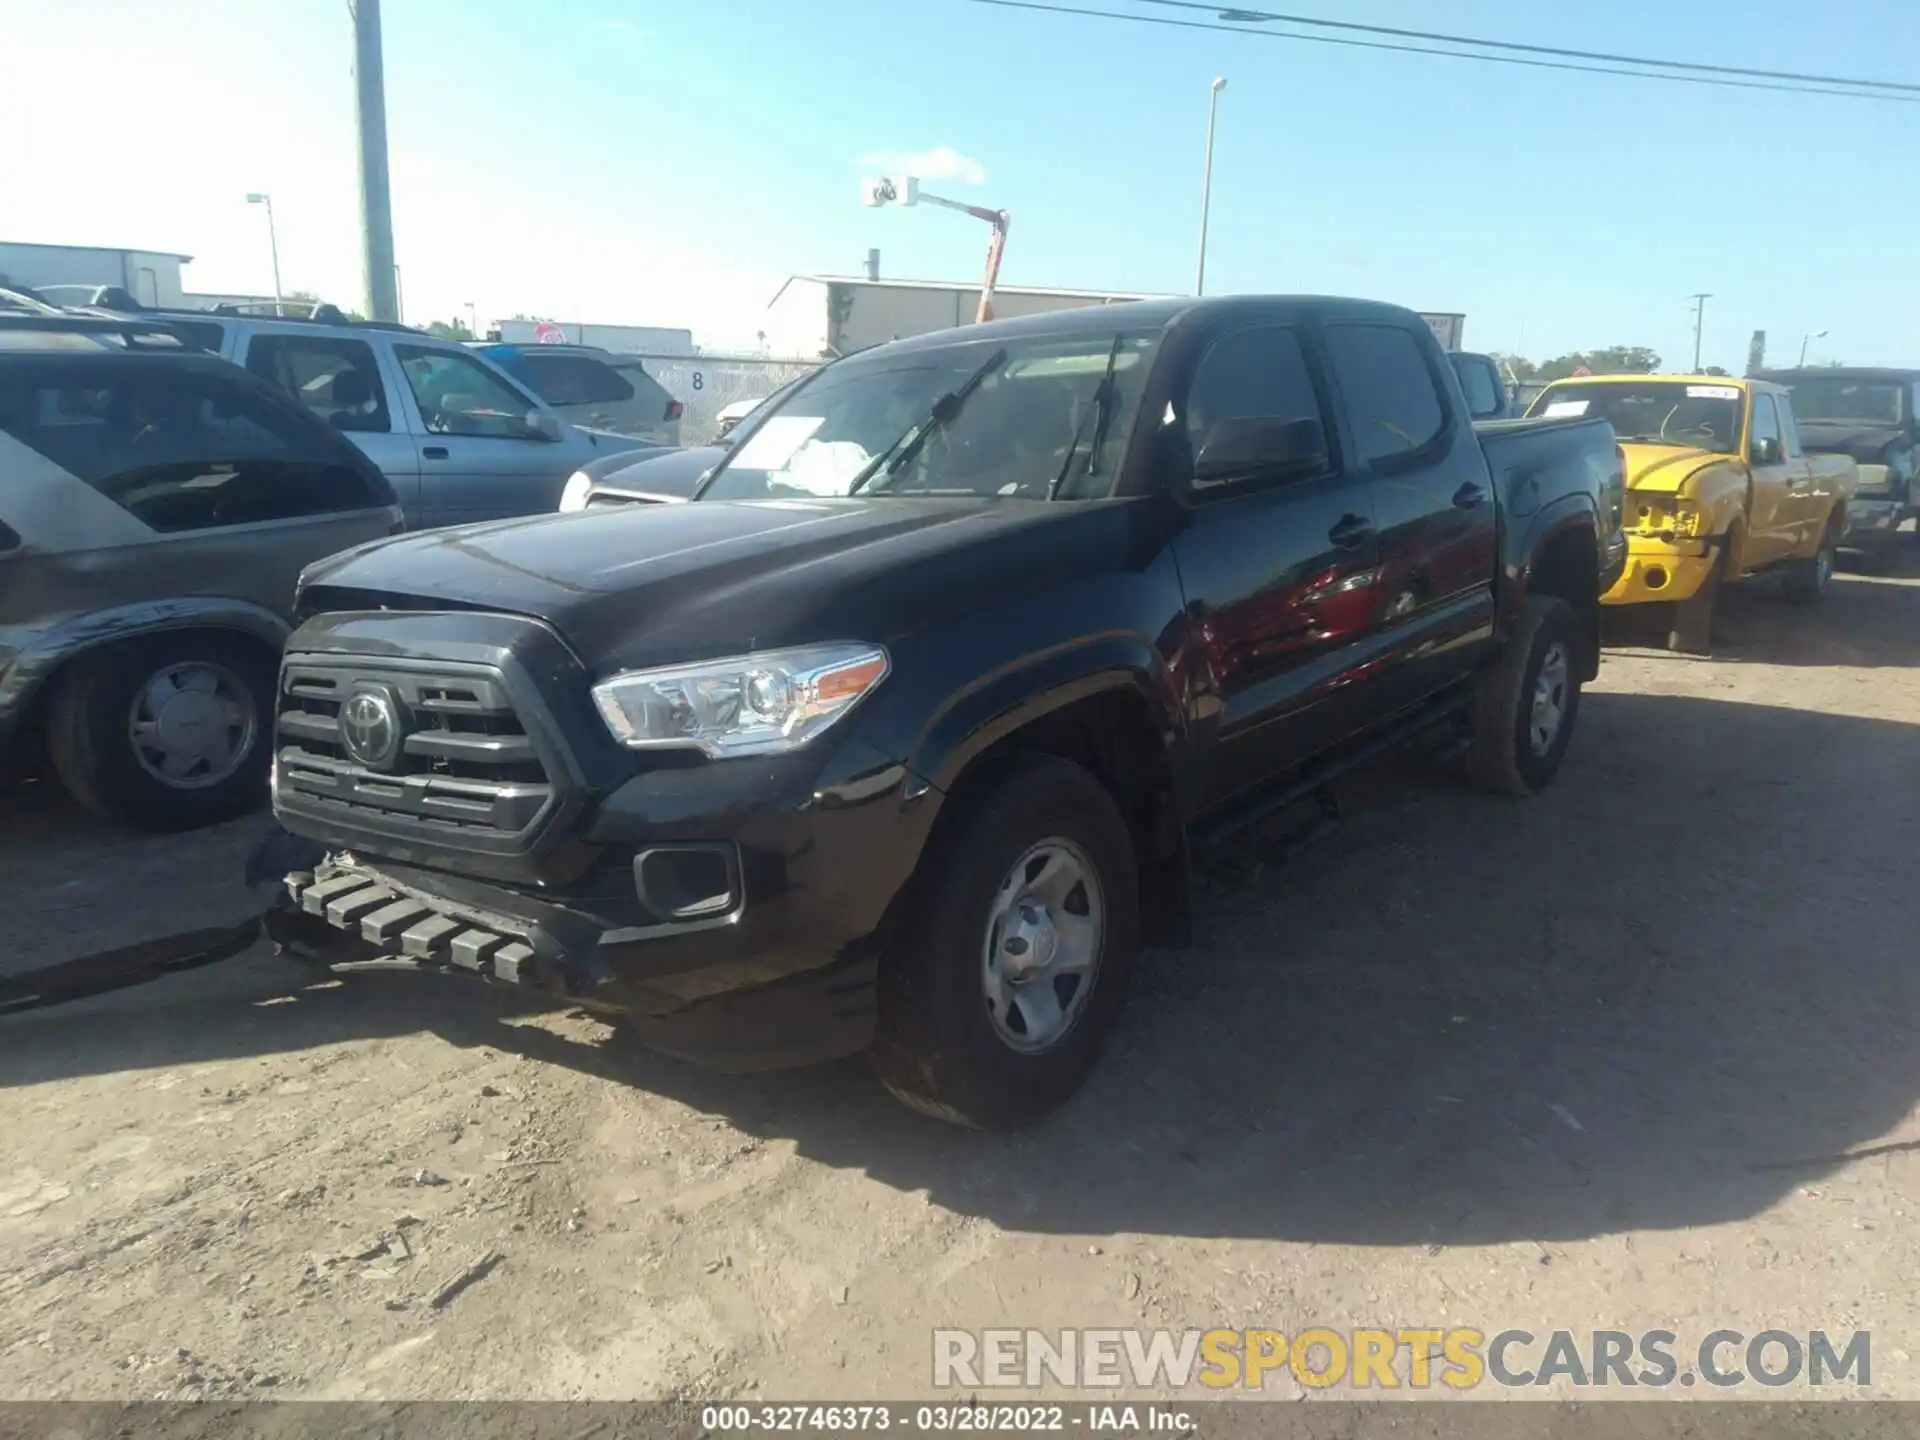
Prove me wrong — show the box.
[1603,533,1719,606]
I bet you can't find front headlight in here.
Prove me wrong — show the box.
[558,471,593,513]
[590,643,890,758]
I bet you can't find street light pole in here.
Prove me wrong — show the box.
[1196,76,1227,296]
[392,263,404,323]
[1799,329,1827,366]
[246,193,283,315]
[1689,292,1712,371]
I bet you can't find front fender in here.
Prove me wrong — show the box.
[908,632,1187,800]
[0,596,290,733]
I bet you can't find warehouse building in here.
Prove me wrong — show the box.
[0,241,199,308]
[0,240,279,312]
[765,274,1169,359]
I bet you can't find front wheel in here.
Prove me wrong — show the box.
[870,755,1139,1129]
[46,633,275,832]
[1782,519,1838,605]
[1462,595,1583,796]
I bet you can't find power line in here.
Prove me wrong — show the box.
[961,0,1920,104]
[1140,0,1920,96]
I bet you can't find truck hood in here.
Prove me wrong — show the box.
[1618,443,1728,495]
[298,495,1145,671]
[1794,421,1905,463]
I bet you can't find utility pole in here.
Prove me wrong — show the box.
[1196,77,1227,296]
[1689,293,1712,372]
[245,193,283,315]
[351,0,399,322]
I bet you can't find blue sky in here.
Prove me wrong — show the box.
[4,0,1916,368]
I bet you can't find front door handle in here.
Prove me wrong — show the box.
[1453,482,1486,508]
[1328,513,1374,549]
[422,445,449,459]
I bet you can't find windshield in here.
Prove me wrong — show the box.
[1528,380,1743,453]
[696,330,1160,502]
[1772,378,1904,426]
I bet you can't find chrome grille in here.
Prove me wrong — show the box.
[275,660,555,839]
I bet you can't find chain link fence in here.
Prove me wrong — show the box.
[629,354,824,445]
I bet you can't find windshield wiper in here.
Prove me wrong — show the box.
[1048,334,1126,501]
[847,348,1008,495]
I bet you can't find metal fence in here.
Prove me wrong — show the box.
[626,353,824,445]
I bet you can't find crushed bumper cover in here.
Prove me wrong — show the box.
[1603,534,1718,606]
[267,855,879,1074]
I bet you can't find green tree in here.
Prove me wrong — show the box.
[1534,345,1661,382]
[425,319,475,341]
[1701,365,1731,377]
[1489,351,1538,382]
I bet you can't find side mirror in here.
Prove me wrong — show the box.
[1751,436,1783,465]
[527,409,563,443]
[1193,416,1328,486]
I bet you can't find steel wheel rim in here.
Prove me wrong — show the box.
[128,661,257,790]
[981,837,1105,1055]
[1528,641,1570,757]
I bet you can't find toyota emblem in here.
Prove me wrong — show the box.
[340,689,402,770]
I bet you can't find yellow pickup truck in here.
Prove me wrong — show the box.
[1524,375,1856,652]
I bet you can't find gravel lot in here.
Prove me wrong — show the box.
[2,558,1916,1403]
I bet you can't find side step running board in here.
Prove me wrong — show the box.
[1190,691,1472,851]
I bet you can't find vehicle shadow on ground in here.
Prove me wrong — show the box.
[4,688,1916,1249]
[1604,566,1920,669]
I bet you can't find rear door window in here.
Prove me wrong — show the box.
[1452,355,1503,419]
[611,360,678,418]
[245,334,391,433]
[0,362,390,531]
[1323,324,1448,466]
[516,353,634,406]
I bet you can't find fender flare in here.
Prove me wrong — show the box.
[1506,493,1601,612]
[0,596,290,732]
[908,631,1187,800]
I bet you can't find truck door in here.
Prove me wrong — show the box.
[1743,391,1800,565]
[388,343,573,526]
[239,328,422,517]
[1165,322,1386,811]
[1320,319,1499,708]
[1772,392,1829,550]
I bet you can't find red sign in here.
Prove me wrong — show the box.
[534,322,566,345]
[1572,365,1592,377]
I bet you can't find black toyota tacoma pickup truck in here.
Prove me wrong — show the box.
[254,296,1627,1128]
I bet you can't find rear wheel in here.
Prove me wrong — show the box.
[47,633,275,832]
[1462,595,1582,796]
[870,755,1139,1129]
[1782,517,1838,605]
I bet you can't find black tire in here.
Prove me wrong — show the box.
[47,632,276,832]
[1666,546,1725,656]
[1462,595,1582,797]
[1782,517,1838,605]
[869,755,1139,1130]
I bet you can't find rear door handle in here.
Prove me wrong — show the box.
[1453,482,1486,508]
[422,446,449,459]
[1328,514,1374,549]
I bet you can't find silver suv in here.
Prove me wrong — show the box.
[84,307,648,527]
[0,313,404,830]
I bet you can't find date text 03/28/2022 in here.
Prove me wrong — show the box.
[698,1404,1195,1432]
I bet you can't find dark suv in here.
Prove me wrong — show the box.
[0,313,403,829]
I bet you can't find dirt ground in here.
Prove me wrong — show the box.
[2,559,1917,1404]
